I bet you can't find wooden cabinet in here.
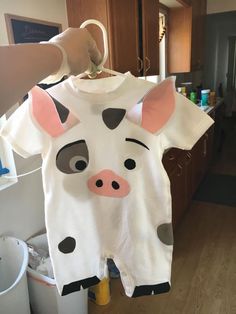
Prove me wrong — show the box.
[191,125,214,194]
[163,124,214,229]
[191,0,207,71]
[168,0,207,73]
[168,6,192,73]
[66,0,159,76]
[165,150,192,228]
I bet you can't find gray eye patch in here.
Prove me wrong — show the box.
[56,140,89,174]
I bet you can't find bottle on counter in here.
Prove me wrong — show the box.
[196,83,203,103]
[209,91,216,106]
[88,277,111,305]
[176,86,187,98]
[201,89,210,106]
[190,91,197,104]
[181,82,192,96]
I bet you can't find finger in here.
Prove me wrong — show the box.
[89,42,102,66]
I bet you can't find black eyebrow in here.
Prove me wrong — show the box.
[56,140,86,159]
[125,138,150,150]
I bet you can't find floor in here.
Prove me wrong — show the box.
[88,115,236,314]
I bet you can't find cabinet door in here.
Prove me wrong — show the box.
[168,6,192,73]
[67,0,159,76]
[191,0,207,70]
[141,0,159,75]
[162,148,183,174]
[191,126,214,194]
[168,152,187,228]
[66,0,112,70]
[107,0,140,75]
[191,136,205,192]
[168,0,206,73]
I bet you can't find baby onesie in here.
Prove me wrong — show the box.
[1,74,214,297]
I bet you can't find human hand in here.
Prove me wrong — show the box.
[41,28,102,83]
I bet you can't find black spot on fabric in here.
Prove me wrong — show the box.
[75,160,87,171]
[132,282,170,298]
[125,138,150,150]
[62,276,100,296]
[102,108,126,129]
[58,237,76,254]
[112,181,120,190]
[96,179,103,187]
[50,95,69,123]
[124,158,136,170]
[157,223,174,245]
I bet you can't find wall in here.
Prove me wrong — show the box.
[207,0,236,14]
[203,10,236,115]
[0,0,68,240]
[175,1,236,92]
[0,0,68,45]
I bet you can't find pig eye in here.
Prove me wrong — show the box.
[56,140,89,174]
[124,158,136,170]
[69,156,88,172]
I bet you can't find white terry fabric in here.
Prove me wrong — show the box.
[0,74,214,297]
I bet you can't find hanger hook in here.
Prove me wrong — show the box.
[80,19,108,70]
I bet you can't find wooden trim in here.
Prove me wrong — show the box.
[159,3,169,13]
[176,0,191,8]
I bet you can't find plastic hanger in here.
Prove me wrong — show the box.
[79,19,128,78]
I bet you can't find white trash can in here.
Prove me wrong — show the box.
[27,234,88,314]
[0,236,30,314]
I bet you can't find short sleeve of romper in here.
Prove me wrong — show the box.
[0,99,46,158]
[161,92,214,151]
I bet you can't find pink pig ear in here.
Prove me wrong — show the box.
[141,77,176,133]
[29,86,67,137]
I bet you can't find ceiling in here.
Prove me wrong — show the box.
[159,0,182,8]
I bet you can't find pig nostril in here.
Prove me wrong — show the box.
[112,181,120,190]
[96,179,103,188]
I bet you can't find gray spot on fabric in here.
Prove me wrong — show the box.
[157,223,174,245]
[56,140,89,174]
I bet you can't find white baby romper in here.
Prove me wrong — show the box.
[1,74,214,297]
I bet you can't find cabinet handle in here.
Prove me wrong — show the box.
[186,152,192,165]
[145,57,151,74]
[203,133,208,157]
[177,164,183,176]
[137,57,143,73]
[168,155,175,161]
[187,152,192,158]
[203,139,207,156]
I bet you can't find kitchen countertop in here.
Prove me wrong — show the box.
[197,97,224,115]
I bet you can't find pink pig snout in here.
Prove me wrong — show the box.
[87,169,130,198]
